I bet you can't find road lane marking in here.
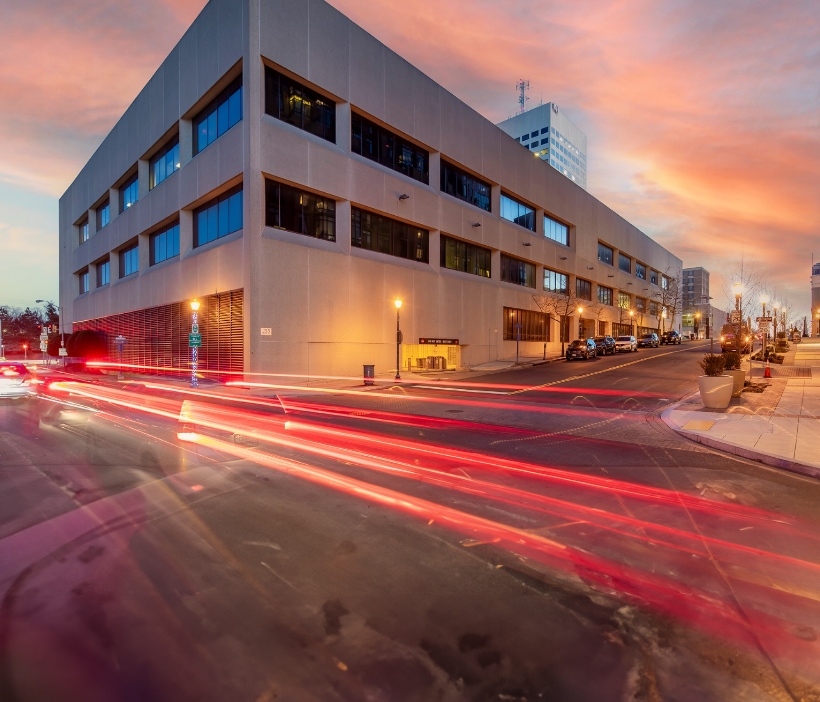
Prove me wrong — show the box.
[411,385,509,395]
[508,343,709,396]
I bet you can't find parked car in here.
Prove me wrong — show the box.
[615,336,638,353]
[660,330,682,345]
[0,362,37,399]
[566,338,597,361]
[593,336,616,355]
[638,333,660,348]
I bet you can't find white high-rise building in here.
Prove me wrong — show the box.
[497,103,587,190]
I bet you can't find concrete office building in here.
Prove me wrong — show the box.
[496,103,587,190]
[59,0,681,378]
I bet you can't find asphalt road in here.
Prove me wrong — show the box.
[1,347,819,702]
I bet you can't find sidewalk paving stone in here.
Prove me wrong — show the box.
[662,347,820,478]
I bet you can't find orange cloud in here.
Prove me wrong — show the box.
[0,0,817,317]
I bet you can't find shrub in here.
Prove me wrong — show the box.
[699,353,725,377]
[723,351,742,370]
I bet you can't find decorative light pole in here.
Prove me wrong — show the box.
[190,299,200,388]
[694,312,701,339]
[760,294,769,361]
[772,303,779,341]
[629,309,635,336]
[394,299,403,380]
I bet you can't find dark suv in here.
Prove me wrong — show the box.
[660,330,681,345]
[637,333,659,348]
[593,336,616,355]
[566,338,596,361]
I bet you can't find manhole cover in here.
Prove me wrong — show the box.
[445,409,463,414]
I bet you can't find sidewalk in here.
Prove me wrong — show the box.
[662,340,820,479]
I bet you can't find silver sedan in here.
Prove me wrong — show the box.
[0,362,37,399]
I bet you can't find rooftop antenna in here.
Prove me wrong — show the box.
[516,79,529,115]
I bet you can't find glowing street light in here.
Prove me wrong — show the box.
[394,299,403,381]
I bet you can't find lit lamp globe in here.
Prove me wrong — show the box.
[394,299,402,310]
[191,300,200,311]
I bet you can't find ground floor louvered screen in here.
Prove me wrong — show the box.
[74,289,244,378]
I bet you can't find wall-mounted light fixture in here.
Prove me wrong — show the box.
[522,242,532,247]
[472,222,481,228]
[398,193,410,201]
[559,256,568,261]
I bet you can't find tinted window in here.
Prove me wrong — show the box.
[635,262,646,280]
[194,76,243,155]
[120,244,138,277]
[650,270,658,285]
[500,194,535,231]
[544,215,569,245]
[618,253,631,274]
[440,161,491,212]
[351,113,428,184]
[351,208,428,263]
[543,268,568,293]
[150,222,180,265]
[500,254,535,288]
[79,270,89,294]
[503,307,547,341]
[150,136,180,189]
[440,235,491,277]
[97,259,110,287]
[97,199,110,230]
[598,243,613,265]
[120,173,138,212]
[576,278,592,300]
[597,285,613,305]
[264,67,335,143]
[79,218,89,243]
[265,180,336,241]
[194,186,243,247]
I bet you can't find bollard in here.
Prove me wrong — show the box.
[363,364,375,386]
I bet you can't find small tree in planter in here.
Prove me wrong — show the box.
[722,351,745,397]
[697,354,733,409]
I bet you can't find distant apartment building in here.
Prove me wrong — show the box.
[496,103,587,190]
[681,267,726,338]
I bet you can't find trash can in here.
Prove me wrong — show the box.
[363,364,375,386]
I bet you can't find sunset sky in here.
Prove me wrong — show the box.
[1,0,817,321]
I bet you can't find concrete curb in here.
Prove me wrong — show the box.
[660,397,820,480]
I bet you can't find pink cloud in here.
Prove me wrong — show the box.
[0,0,817,318]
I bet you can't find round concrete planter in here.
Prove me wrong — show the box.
[724,368,746,397]
[697,375,734,409]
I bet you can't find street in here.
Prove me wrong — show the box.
[1,344,820,701]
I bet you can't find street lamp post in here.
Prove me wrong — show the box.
[394,299,403,380]
[629,309,635,336]
[760,294,769,363]
[190,300,200,388]
[694,312,701,340]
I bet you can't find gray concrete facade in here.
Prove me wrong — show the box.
[59,0,682,377]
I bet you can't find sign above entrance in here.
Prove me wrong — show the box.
[418,338,459,345]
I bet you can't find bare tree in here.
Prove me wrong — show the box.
[532,287,584,354]
[650,268,683,333]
